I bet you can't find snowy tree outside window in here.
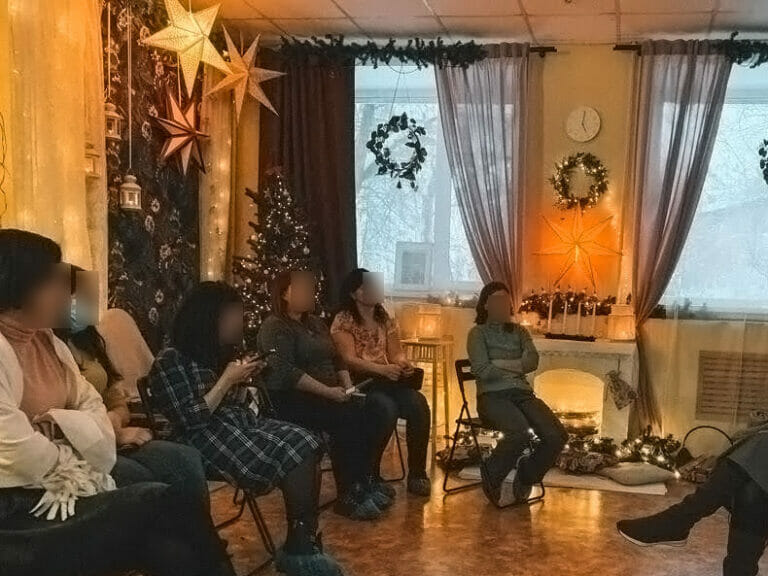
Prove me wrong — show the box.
[355,65,481,295]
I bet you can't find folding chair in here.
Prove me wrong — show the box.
[442,360,545,509]
[136,378,275,574]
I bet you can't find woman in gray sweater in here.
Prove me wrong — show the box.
[467,281,567,507]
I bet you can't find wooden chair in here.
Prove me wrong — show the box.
[136,377,275,574]
[442,360,545,509]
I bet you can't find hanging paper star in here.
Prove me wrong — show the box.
[206,28,285,119]
[142,0,230,96]
[537,209,621,290]
[156,90,209,175]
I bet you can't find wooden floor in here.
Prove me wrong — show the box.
[212,447,765,576]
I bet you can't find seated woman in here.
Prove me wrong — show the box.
[331,268,431,497]
[258,270,394,520]
[0,229,232,576]
[148,281,343,575]
[618,428,768,576]
[55,266,211,517]
[466,281,567,506]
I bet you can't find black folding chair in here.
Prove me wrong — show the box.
[136,378,275,574]
[442,360,545,509]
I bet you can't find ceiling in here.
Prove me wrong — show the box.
[191,0,768,45]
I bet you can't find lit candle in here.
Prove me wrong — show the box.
[576,302,582,335]
[591,298,597,336]
[547,296,554,333]
[562,301,568,334]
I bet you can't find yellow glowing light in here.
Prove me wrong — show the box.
[537,209,620,291]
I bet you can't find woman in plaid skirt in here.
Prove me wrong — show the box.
[148,282,344,576]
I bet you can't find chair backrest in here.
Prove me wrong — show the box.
[454,359,475,406]
[98,308,154,398]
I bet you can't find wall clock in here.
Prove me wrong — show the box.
[566,106,601,142]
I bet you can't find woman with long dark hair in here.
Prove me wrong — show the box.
[331,268,431,497]
[148,281,343,575]
[467,281,567,507]
[257,270,394,520]
[0,229,233,576]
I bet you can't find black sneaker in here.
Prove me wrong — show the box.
[617,512,690,547]
[479,463,501,505]
[511,454,533,503]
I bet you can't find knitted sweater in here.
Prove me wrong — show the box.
[466,322,539,396]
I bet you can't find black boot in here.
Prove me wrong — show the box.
[723,525,767,576]
[276,520,345,576]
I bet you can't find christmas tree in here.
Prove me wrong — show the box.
[233,170,325,345]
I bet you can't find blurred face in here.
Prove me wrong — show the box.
[352,272,385,307]
[22,263,71,329]
[218,302,244,346]
[485,289,512,323]
[283,272,317,314]
[71,270,100,332]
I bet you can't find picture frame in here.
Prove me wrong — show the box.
[394,242,433,292]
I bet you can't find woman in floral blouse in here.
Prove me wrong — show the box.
[148,282,343,576]
[331,269,431,497]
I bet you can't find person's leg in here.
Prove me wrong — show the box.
[476,390,531,501]
[723,479,768,576]
[513,392,568,486]
[617,458,750,546]
[387,385,431,495]
[364,388,400,476]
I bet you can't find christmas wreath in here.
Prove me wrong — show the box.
[549,152,609,211]
[760,139,768,188]
[366,113,427,189]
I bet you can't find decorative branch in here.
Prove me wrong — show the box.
[278,35,486,69]
[722,32,768,68]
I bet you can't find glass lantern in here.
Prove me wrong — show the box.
[607,304,636,341]
[417,304,443,341]
[105,102,124,141]
[84,141,99,180]
[119,174,142,211]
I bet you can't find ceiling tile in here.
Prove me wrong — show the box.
[354,16,445,37]
[718,0,768,11]
[335,0,432,17]
[441,16,531,40]
[713,11,768,32]
[521,0,615,16]
[272,18,362,37]
[619,0,714,14]
[220,18,283,35]
[529,14,616,43]
[620,13,712,40]
[243,0,345,19]
[427,0,521,16]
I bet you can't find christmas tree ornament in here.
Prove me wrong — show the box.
[142,0,230,96]
[206,27,285,119]
[156,90,209,175]
[537,209,620,291]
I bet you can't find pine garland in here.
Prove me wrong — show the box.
[518,289,616,319]
[759,139,768,188]
[278,35,486,69]
[722,32,768,68]
[549,152,609,211]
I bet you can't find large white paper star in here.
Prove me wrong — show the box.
[206,28,285,118]
[142,0,230,96]
[537,210,621,290]
[156,90,209,175]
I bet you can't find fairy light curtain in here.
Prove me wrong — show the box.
[1,0,107,293]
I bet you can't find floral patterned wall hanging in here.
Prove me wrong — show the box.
[103,0,200,352]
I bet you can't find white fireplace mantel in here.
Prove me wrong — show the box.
[531,337,638,441]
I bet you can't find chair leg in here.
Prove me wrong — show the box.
[442,410,482,496]
[382,428,406,483]
[214,488,247,530]
[245,492,276,556]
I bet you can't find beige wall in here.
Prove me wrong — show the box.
[525,45,636,298]
[0,0,12,227]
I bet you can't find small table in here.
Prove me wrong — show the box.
[401,338,454,455]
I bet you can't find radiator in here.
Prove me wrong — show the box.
[697,351,768,420]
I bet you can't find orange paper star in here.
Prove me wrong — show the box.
[206,27,285,119]
[156,90,209,175]
[537,209,621,290]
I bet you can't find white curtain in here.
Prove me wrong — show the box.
[1,0,107,301]
[434,43,529,306]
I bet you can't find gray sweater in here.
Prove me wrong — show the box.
[466,322,539,395]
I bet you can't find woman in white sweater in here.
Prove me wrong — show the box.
[0,229,232,576]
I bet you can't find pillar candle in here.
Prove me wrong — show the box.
[591,301,597,336]
[576,302,582,335]
[547,297,554,333]
[562,301,568,334]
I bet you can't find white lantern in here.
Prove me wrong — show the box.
[607,304,636,341]
[84,142,100,179]
[105,102,123,141]
[119,174,142,211]
[417,304,443,341]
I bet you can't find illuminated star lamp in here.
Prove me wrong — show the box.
[156,90,209,175]
[142,0,231,96]
[206,27,285,119]
[537,209,621,291]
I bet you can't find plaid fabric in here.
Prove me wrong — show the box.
[147,348,320,494]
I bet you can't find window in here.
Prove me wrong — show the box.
[355,65,481,295]
[662,66,768,314]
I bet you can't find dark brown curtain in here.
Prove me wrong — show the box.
[259,50,356,305]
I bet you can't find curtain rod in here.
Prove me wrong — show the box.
[614,44,641,52]
[531,46,557,56]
